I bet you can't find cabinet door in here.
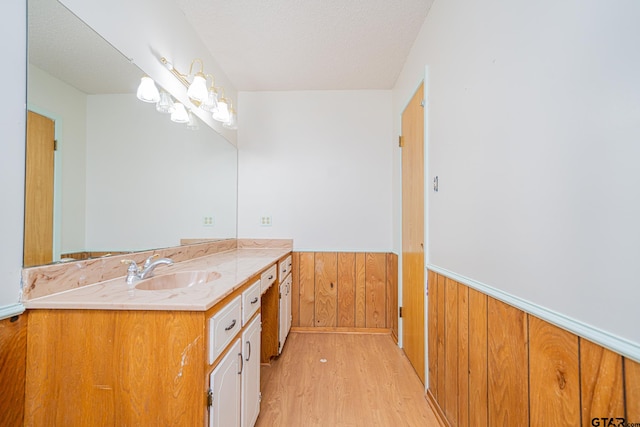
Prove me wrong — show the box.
[279,282,287,354]
[209,339,241,427]
[242,315,261,427]
[285,276,292,336]
[279,275,293,354]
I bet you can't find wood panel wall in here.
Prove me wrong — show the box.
[428,270,640,427]
[291,252,397,336]
[0,313,28,427]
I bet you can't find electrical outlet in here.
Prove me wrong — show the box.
[203,216,214,227]
[260,216,272,227]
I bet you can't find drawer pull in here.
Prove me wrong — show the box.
[268,275,274,280]
[225,319,237,331]
[250,297,259,304]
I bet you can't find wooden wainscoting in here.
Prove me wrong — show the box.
[0,313,28,427]
[291,252,398,339]
[427,270,640,427]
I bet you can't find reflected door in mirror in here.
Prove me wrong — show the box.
[24,111,54,267]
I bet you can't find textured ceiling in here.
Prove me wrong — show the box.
[28,0,142,95]
[28,0,433,94]
[174,0,433,91]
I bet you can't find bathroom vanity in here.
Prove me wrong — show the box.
[22,244,291,427]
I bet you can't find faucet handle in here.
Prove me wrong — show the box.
[143,254,160,268]
[121,259,139,271]
[121,259,140,285]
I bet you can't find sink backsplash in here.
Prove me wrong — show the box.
[22,239,292,301]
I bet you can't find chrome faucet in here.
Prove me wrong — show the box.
[121,255,174,285]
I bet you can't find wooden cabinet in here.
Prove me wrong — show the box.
[209,339,242,427]
[261,254,292,362]
[242,314,261,427]
[24,263,284,427]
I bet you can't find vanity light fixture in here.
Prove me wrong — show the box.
[136,76,160,103]
[136,56,238,129]
[170,101,189,123]
[160,56,236,127]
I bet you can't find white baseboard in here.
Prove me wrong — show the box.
[0,303,25,321]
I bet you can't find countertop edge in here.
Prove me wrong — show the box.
[23,248,292,312]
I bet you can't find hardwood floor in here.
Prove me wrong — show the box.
[256,331,441,426]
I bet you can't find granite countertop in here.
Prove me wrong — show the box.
[23,248,291,311]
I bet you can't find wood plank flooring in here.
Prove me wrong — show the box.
[256,332,440,426]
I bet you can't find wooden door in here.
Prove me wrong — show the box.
[401,83,425,384]
[24,111,55,266]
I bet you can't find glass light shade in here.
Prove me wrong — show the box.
[200,87,219,112]
[136,76,160,103]
[186,111,200,130]
[170,102,189,123]
[187,73,208,107]
[156,92,175,114]
[212,97,230,123]
[223,108,237,129]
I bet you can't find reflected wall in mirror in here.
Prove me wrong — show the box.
[25,0,238,267]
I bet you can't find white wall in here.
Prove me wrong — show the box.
[394,0,640,351]
[0,0,26,316]
[238,91,393,251]
[28,65,87,255]
[85,94,237,250]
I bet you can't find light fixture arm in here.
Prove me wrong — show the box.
[189,58,205,77]
[160,57,190,88]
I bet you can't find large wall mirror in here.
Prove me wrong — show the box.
[25,0,238,267]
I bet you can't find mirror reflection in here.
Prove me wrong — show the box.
[25,0,238,267]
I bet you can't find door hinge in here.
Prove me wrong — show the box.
[207,388,213,408]
[259,392,262,403]
[398,135,404,147]
[420,99,426,107]
[399,307,403,318]
[53,139,58,151]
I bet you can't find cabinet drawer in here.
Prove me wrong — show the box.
[278,255,292,282]
[260,264,277,294]
[209,296,242,364]
[242,280,261,326]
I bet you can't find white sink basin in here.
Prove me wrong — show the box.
[135,270,221,291]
